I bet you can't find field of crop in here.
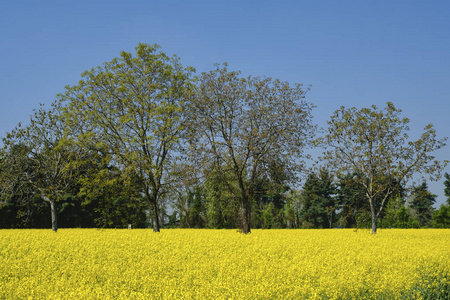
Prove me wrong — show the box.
[1,229,449,299]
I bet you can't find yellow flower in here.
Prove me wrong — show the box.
[0,228,448,299]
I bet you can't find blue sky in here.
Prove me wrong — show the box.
[1,0,449,206]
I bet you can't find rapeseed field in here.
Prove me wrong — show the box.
[1,229,449,299]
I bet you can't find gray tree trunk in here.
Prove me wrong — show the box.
[240,198,251,234]
[151,201,160,232]
[41,195,58,232]
[50,199,58,232]
[370,200,377,234]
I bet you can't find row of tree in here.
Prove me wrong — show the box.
[300,171,450,229]
[2,161,449,230]
[0,43,448,233]
[174,169,450,230]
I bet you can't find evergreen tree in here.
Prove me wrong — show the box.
[409,182,436,227]
[431,204,450,228]
[336,173,369,228]
[301,170,337,228]
[444,173,450,205]
[253,159,292,229]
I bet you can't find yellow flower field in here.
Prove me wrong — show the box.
[0,229,449,299]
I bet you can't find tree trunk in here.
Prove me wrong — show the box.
[240,197,251,234]
[370,200,377,234]
[50,199,58,232]
[42,195,57,232]
[151,201,160,232]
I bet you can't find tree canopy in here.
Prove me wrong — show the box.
[322,102,447,233]
[187,64,315,233]
[1,45,449,232]
[0,102,75,231]
[61,43,195,232]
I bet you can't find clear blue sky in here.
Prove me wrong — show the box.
[1,0,449,206]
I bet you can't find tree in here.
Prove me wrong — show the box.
[62,44,194,232]
[253,158,293,229]
[301,170,337,228]
[322,102,447,234]
[444,172,450,205]
[188,64,315,233]
[176,184,206,228]
[0,102,75,232]
[0,155,48,229]
[409,182,436,227]
[382,195,407,228]
[336,173,370,228]
[284,189,304,228]
[204,165,240,229]
[431,204,450,228]
[79,163,149,228]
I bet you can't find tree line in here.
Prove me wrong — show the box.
[0,44,448,233]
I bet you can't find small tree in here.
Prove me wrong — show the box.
[322,102,447,234]
[395,205,412,228]
[0,102,75,232]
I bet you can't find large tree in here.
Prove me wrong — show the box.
[188,64,315,233]
[62,44,194,232]
[322,102,447,234]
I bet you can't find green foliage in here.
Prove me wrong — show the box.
[444,173,450,205]
[204,166,239,229]
[301,170,337,228]
[253,159,293,229]
[431,204,450,228]
[409,182,436,227]
[322,102,447,233]
[336,173,369,228]
[188,63,315,233]
[1,43,448,231]
[0,102,77,231]
[177,185,206,228]
[61,43,195,232]
[396,205,414,228]
[382,195,413,228]
[283,189,303,228]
